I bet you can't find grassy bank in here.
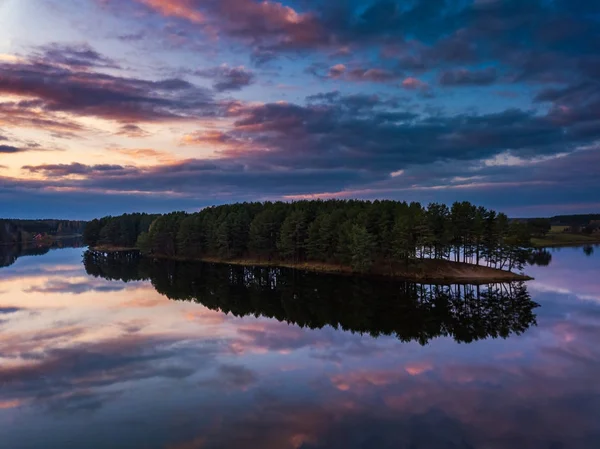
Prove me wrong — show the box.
[91,245,138,252]
[531,233,600,248]
[90,246,531,283]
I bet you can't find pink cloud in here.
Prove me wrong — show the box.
[129,0,326,50]
[137,0,205,23]
[402,77,428,90]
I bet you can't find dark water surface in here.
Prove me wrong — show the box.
[1,245,599,448]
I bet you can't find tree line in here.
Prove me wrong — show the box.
[84,200,535,273]
[84,251,537,344]
[0,219,86,245]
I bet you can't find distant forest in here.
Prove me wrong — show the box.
[549,214,600,227]
[84,200,542,273]
[0,219,86,245]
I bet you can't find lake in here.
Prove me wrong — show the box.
[1,244,599,448]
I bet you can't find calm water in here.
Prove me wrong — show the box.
[0,245,599,448]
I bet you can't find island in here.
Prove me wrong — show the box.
[83,200,536,283]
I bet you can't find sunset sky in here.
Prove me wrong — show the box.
[1,0,599,219]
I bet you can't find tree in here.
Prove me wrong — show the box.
[85,199,539,275]
[349,224,375,273]
[527,218,551,237]
[277,210,307,262]
[249,208,282,259]
[83,219,103,246]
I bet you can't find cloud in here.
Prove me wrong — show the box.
[130,0,327,51]
[33,42,120,69]
[22,163,133,178]
[0,101,86,138]
[111,147,176,163]
[24,279,128,294]
[0,48,216,123]
[115,124,151,138]
[136,0,205,24]
[309,63,404,83]
[439,67,498,86]
[1,1,599,215]
[3,90,599,214]
[0,307,24,315]
[401,77,428,90]
[195,65,256,92]
[180,130,241,147]
[0,142,58,154]
[0,144,26,154]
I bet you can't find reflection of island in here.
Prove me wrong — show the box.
[84,251,539,344]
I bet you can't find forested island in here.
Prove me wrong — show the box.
[84,200,536,282]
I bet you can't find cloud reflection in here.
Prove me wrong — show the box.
[1,246,600,448]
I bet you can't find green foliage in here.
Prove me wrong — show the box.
[277,210,307,261]
[349,224,375,272]
[84,213,158,248]
[88,199,535,274]
[527,218,552,237]
[0,219,86,246]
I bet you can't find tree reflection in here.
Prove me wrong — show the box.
[84,251,539,345]
[528,249,553,266]
[0,238,83,268]
[0,245,50,268]
[583,245,595,257]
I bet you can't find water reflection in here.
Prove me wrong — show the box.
[84,251,538,345]
[1,246,600,448]
[0,238,84,268]
[528,249,553,266]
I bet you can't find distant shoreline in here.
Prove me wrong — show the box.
[531,234,600,248]
[0,234,83,247]
[90,246,532,284]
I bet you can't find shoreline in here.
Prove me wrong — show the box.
[532,236,600,248]
[0,234,83,247]
[90,246,532,284]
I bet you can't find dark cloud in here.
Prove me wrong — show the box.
[0,307,24,315]
[0,101,86,138]
[439,67,498,86]
[0,145,26,154]
[4,88,599,214]
[0,143,57,154]
[115,124,151,138]
[22,163,133,177]
[0,51,216,123]
[195,65,256,92]
[33,42,120,69]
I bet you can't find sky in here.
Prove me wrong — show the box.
[0,0,599,219]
